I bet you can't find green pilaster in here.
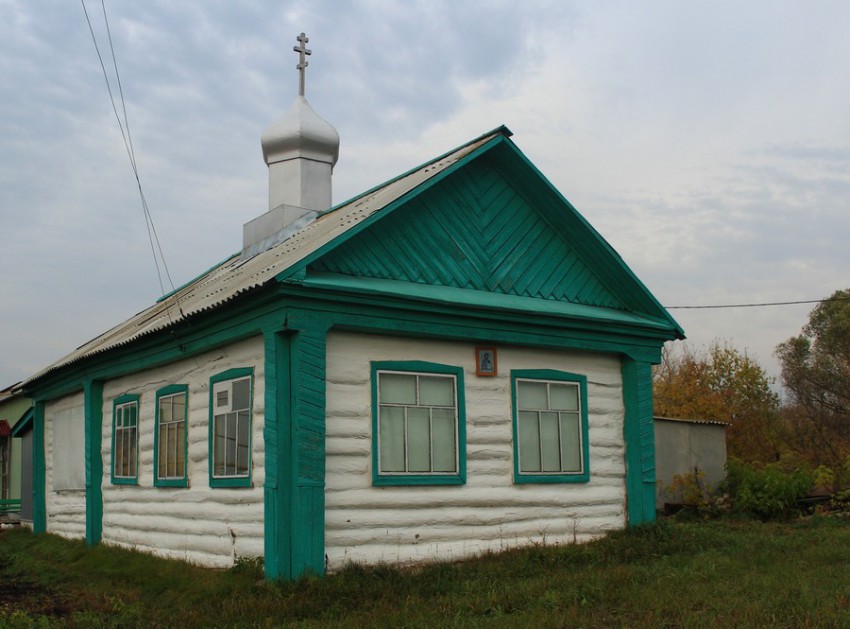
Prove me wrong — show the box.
[287,317,330,577]
[621,357,656,526]
[32,401,46,534]
[84,380,103,545]
[263,318,329,581]
[263,330,290,580]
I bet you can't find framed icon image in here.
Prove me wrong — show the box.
[475,347,497,377]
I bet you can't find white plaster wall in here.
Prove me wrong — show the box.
[44,392,86,539]
[100,336,265,568]
[324,331,626,570]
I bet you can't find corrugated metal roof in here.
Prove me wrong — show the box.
[24,128,506,386]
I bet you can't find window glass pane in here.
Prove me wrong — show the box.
[518,381,548,410]
[128,404,137,427]
[226,412,237,476]
[431,408,456,472]
[379,373,416,405]
[407,407,430,472]
[540,411,561,472]
[176,422,185,477]
[419,376,454,407]
[379,406,405,472]
[560,413,582,472]
[173,393,186,420]
[160,398,172,423]
[232,379,250,411]
[216,389,229,409]
[158,425,167,477]
[518,410,540,472]
[236,410,250,476]
[213,415,226,476]
[115,444,124,477]
[128,429,137,476]
[550,383,578,411]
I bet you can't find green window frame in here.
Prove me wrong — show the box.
[511,369,590,484]
[208,368,253,488]
[154,384,189,487]
[111,394,140,485]
[371,361,466,486]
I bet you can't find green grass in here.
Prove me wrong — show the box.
[3,517,850,627]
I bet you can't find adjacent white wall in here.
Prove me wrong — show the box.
[99,336,265,568]
[44,392,86,539]
[324,331,626,570]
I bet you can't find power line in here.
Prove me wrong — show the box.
[666,296,850,310]
[81,0,178,304]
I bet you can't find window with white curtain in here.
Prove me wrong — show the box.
[372,362,466,485]
[512,370,590,483]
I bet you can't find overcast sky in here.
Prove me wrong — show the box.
[2,1,849,390]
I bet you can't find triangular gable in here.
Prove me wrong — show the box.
[312,154,623,309]
[302,135,682,333]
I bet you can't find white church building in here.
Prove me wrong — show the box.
[20,34,683,580]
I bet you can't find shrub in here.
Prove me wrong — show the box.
[721,457,813,520]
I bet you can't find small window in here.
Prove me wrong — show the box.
[512,370,589,484]
[154,385,188,487]
[209,369,253,488]
[371,361,466,486]
[112,394,140,485]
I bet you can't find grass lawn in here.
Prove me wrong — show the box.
[2,517,850,627]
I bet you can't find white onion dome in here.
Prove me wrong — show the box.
[261,95,340,167]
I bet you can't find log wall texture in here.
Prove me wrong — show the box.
[324,331,626,569]
[98,337,265,567]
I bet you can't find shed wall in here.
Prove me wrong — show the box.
[654,419,727,509]
[324,331,626,569]
[99,336,265,567]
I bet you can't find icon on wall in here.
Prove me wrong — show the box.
[475,347,497,377]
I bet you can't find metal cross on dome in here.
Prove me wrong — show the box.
[293,32,312,97]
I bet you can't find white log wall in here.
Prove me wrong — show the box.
[99,336,265,568]
[44,392,86,540]
[324,331,626,570]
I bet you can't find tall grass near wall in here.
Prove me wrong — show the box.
[3,518,850,627]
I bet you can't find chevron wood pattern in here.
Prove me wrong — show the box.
[311,157,625,309]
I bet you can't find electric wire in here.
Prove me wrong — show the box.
[666,296,850,310]
[81,0,179,308]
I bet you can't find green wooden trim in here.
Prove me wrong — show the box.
[84,380,103,545]
[491,140,684,339]
[153,384,189,488]
[277,135,513,285]
[279,285,666,364]
[370,360,467,486]
[22,286,284,401]
[302,273,676,336]
[621,358,656,526]
[32,400,46,533]
[208,368,254,489]
[11,407,33,437]
[263,330,290,580]
[287,325,329,577]
[110,394,140,486]
[510,369,590,484]
[315,126,511,220]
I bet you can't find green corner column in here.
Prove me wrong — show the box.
[263,330,290,580]
[263,318,329,580]
[621,357,656,526]
[84,380,104,546]
[32,400,46,534]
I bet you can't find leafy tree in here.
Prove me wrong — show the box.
[654,342,781,463]
[776,289,850,480]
